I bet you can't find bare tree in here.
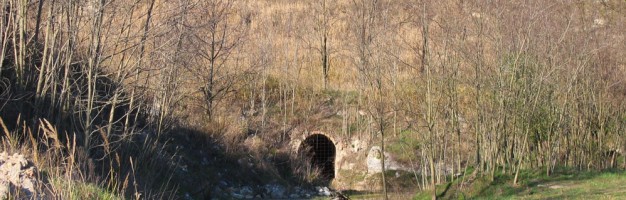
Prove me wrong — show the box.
[349,0,391,198]
[185,0,249,120]
[310,0,336,90]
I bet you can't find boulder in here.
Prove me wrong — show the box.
[0,152,39,199]
[366,146,409,174]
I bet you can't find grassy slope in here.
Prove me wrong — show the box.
[414,168,626,200]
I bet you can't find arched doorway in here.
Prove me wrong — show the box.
[299,134,336,183]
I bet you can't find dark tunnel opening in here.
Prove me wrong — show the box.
[299,134,336,183]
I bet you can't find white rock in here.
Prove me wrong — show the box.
[318,187,331,196]
[366,146,410,174]
[366,146,386,173]
[0,152,38,199]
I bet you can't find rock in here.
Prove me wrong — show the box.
[265,184,286,199]
[366,146,385,173]
[231,193,245,199]
[212,187,224,195]
[317,186,331,196]
[0,152,39,200]
[202,158,209,166]
[218,181,229,187]
[180,164,188,172]
[184,193,193,200]
[331,192,350,200]
[271,192,285,198]
[351,140,364,152]
[240,186,253,195]
[366,146,410,174]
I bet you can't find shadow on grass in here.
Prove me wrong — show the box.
[436,182,453,199]
[164,126,276,199]
[164,126,340,199]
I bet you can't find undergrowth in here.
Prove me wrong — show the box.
[0,117,178,199]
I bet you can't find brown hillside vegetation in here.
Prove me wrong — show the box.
[0,0,625,199]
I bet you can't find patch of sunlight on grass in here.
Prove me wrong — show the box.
[346,192,414,200]
[50,178,122,200]
[414,168,626,200]
[498,170,626,200]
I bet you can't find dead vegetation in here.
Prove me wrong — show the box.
[0,0,625,199]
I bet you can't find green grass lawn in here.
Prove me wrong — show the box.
[414,168,626,200]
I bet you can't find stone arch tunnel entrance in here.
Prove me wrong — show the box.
[299,134,336,182]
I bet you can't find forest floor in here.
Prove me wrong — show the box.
[413,167,626,200]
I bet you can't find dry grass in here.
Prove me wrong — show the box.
[0,117,177,199]
[1,0,625,199]
[291,145,325,184]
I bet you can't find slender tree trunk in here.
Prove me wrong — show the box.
[34,0,45,41]
[84,0,106,148]
[514,129,529,185]
[379,117,388,200]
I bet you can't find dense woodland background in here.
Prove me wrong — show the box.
[0,0,625,199]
